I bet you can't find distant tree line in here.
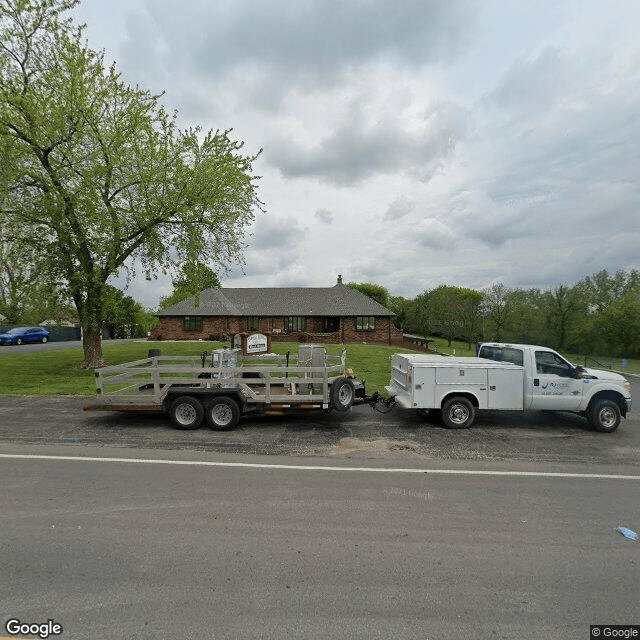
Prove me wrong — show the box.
[350,270,640,358]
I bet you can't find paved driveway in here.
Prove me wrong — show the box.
[0,338,147,355]
[0,339,83,354]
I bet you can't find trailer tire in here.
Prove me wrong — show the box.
[588,399,621,433]
[206,396,240,431]
[330,377,355,412]
[441,397,475,429]
[169,396,204,430]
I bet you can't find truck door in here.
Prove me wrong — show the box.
[529,350,583,411]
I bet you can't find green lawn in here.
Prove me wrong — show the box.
[0,338,635,398]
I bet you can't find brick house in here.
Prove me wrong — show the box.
[150,276,405,346]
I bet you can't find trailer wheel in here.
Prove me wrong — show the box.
[330,377,355,412]
[169,396,204,430]
[442,397,475,429]
[588,399,621,433]
[206,396,240,430]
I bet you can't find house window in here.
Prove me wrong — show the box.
[183,316,203,331]
[284,316,307,332]
[246,316,260,331]
[356,316,376,332]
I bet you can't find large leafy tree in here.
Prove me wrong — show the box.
[102,285,156,339]
[347,282,392,309]
[482,283,512,342]
[159,262,221,310]
[0,230,71,323]
[0,0,262,366]
[407,285,483,346]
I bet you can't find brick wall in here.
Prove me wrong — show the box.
[149,315,405,346]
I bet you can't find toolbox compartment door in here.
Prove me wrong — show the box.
[487,367,524,409]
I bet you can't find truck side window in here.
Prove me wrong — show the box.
[535,351,573,377]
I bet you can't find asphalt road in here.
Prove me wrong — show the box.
[1,444,639,640]
[0,375,637,639]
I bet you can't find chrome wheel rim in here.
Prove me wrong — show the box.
[338,384,353,406]
[175,403,197,426]
[211,404,233,426]
[599,407,617,428]
[450,404,469,425]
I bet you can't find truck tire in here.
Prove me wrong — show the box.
[206,396,240,430]
[441,397,475,429]
[588,399,621,433]
[330,377,355,412]
[169,396,204,430]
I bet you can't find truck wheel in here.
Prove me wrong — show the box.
[442,397,475,429]
[588,399,621,433]
[169,396,204,430]
[330,377,355,412]
[206,396,240,430]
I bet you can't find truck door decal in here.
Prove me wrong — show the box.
[531,351,583,411]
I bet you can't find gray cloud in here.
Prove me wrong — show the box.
[268,99,469,185]
[314,208,334,224]
[415,217,457,250]
[182,0,477,81]
[384,196,416,220]
[250,216,307,250]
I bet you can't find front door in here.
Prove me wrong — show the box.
[321,317,340,333]
[529,350,583,411]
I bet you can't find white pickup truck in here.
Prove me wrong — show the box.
[385,343,632,432]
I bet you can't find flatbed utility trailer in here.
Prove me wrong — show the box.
[84,345,364,430]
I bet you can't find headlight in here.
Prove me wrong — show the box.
[623,381,631,392]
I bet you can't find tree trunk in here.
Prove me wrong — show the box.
[82,329,103,368]
[75,284,105,368]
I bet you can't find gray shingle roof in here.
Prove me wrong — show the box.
[159,284,394,317]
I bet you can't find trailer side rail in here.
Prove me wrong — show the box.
[93,354,348,409]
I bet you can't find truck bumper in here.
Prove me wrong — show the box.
[385,387,413,409]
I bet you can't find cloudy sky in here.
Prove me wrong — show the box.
[74,0,640,307]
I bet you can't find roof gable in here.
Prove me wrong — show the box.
[159,284,394,317]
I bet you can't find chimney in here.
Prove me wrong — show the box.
[337,274,343,285]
